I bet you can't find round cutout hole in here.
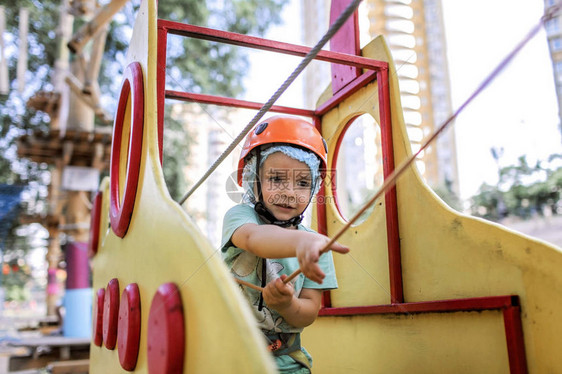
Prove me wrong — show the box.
[332,114,383,225]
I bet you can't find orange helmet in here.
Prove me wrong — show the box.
[237,116,328,186]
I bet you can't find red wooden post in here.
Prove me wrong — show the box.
[377,68,403,304]
[503,302,528,374]
[329,0,361,93]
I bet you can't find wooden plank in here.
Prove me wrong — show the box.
[8,336,90,348]
[46,359,89,374]
[83,26,108,94]
[68,0,128,54]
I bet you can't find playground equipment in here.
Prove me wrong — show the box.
[88,0,562,372]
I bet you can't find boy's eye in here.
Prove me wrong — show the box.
[268,175,283,183]
[297,180,311,188]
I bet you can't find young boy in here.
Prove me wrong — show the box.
[221,115,349,373]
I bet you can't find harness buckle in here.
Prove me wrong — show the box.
[267,338,283,352]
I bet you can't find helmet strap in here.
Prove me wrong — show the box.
[254,201,303,228]
[252,147,312,310]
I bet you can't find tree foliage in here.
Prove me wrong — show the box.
[0,1,56,302]
[0,0,56,186]
[0,0,288,298]
[98,0,288,199]
[432,180,463,212]
[470,154,562,221]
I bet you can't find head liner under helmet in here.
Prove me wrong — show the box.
[238,116,327,225]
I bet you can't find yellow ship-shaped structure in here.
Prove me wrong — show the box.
[88,0,562,372]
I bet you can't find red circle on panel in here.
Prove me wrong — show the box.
[92,288,105,347]
[88,191,103,257]
[147,283,185,374]
[102,278,120,350]
[110,61,144,238]
[118,283,141,371]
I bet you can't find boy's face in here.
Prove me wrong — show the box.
[258,152,313,222]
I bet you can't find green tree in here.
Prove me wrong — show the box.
[0,1,56,303]
[432,178,463,212]
[1,223,42,302]
[469,183,504,221]
[0,1,55,187]
[470,154,562,221]
[99,1,288,199]
[0,0,288,298]
[1,0,289,194]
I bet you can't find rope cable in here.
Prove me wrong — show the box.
[173,3,560,297]
[177,0,363,205]
[280,6,557,285]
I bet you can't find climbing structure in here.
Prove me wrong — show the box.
[88,0,562,373]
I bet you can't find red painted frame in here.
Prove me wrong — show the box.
[156,19,397,300]
[155,19,527,374]
[110,61,145,238]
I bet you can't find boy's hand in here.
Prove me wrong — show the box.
[296,233,349,284]
[263,275,294,311]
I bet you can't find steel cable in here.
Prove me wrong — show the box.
[178,0,363,205]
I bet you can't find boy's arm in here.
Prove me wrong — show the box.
[262,275,323,328]
[232,223,349,284]
[232,223,300,258]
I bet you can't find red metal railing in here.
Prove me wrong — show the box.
[155,18,527,374]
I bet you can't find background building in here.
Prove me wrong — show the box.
[169,104,245,248]
[544,0,562,142]
[302,0,460,197]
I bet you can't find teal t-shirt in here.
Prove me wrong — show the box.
[220,204,338,373]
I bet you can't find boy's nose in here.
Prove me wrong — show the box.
[282,183,298,200]
[287,182,299,194]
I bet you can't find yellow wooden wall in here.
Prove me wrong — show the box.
[303,36,562,373]
[89,0,275,372]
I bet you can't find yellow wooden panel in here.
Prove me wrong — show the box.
[88,0,276,372]
[304,311,510,374]
[320,81,391,307]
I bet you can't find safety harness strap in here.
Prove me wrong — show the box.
[264,332,311,371]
